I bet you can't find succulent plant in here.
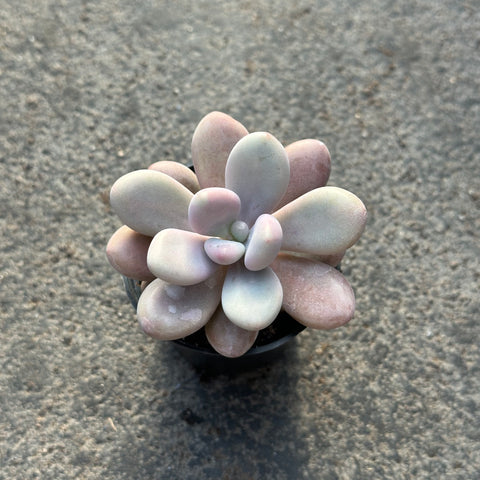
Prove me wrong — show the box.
[106,111,367,358]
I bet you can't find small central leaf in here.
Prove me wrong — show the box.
[204,238,245,265]
[244,214,283,271]
[230,220,250,242]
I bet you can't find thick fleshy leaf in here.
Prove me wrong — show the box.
[230,220,250,242]
[191,111,248,188]
[188,187,241,236]
[110,170,193,236]
[205,307,258,358]
[137,270,225,340]
[106,225,155,281]
[315,251,345,267]
[273,186,367,256]
[271,254,355,329]
[244,214,283,271]
[225,132,290,226]
[221,263,283,331]
[276,139,331,209]
[148,160,200,193]
[204,238,245,265]
[147,229,219,286]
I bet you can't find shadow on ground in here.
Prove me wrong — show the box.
[110,341,310,479]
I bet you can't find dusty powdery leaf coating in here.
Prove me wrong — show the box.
[110,169,193,237]
[225,132,290,226]
[106,111,367,357]
[188,187,241,237]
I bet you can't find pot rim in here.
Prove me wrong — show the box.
[122,276,305,358]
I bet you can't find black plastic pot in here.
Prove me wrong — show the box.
[122,276,305,372]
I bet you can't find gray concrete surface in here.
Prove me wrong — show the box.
[1,1,479,478]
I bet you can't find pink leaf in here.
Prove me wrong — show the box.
[273,186,367,256]
[192,111,248,188]
[244,214,283,271]
[272,254,355,329]
[137,270,225,340]
[188,187,241,236]
[276,139,331,209]
[148,229,219,286]
[205,307,258,358]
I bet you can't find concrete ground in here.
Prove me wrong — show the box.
[1,1,479,478]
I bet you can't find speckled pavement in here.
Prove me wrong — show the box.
[1,1,479,478]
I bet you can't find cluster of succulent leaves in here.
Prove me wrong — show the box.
[106,112,367,358]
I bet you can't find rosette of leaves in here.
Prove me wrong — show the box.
[107,112,367,357]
